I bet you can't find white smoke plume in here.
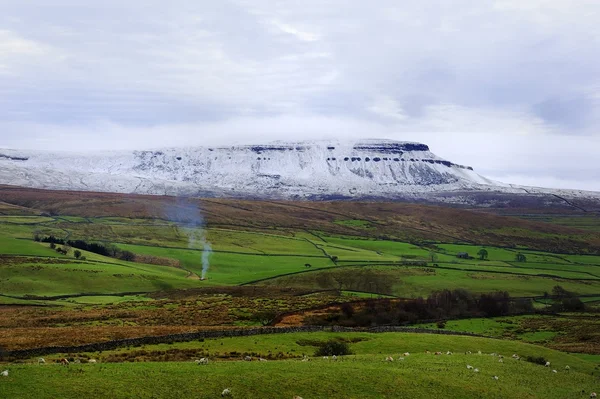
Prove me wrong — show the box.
[165,198,212,280]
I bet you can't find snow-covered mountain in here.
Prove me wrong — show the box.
[0,139,598,203]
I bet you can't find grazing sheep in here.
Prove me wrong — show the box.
[398,357,405,361]
[259,358,267,362]
[385,356,394,362]
[1,370,8,377]
[403,352,410,357]
[38,358,45,365]
[552,369,557,373]
[301,357,310,362]
[60,358,69,366]
[590,392,596,398]
[465,351,472,355]
[511,354,519,359]
[88,359,97,364]
[244,356,252,362]
[545,361,551,367]
[322,356,329,360]
[332,355,337,361]
[565,365,570,371]
[195,358,208,365]
[434,352,442,356]
[221,388,231,397]
[492,376,499,380]
[446,351,453,355]
[473,368,479,373]
[466,365,473,370]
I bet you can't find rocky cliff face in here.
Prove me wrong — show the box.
[0,139,597,202]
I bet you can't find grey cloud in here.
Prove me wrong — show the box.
[533,96,595,130]
[0,0,599,190]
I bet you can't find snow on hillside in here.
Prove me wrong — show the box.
[0,139,597,201]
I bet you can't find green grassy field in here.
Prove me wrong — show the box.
[255,265,600,297]
[3,215,600,302]
[3,332,599,399]
[2,197,600,398]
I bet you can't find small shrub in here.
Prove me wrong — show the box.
[524,355,547,366]
[314,340,352,356]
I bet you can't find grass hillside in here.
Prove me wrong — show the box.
[2,185,600,254]
[3,332,599,399]
[1,186,600,398]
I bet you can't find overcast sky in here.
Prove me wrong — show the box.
[0,1,599,191]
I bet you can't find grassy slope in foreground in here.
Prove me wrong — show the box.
[3,332,599,399]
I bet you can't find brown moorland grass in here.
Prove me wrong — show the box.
[0,290,345,350]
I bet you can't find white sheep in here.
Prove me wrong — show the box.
[565,365,570,371]
[473,368,479,373]
[258,358,267,362]
[446,351,453,355]
[466,351,472,355]
[385,356,394,362]
[322,356,329,360]
[301,357,310,362]
[74,359,81,364]
[293,396,304,399]
[590,392,596,398]
[244,356,252,361]
[38,358,45,364]
[511,354,518,359]
[88,359,97,364]
[477,351,482,355]
[398,357,405,361]
[492,376,499,380]
[466,365,473,370]
[221,388,231,397]
[195,358,208,365]
[545,361,551,367]
[1,370,8,377]
[332,355,337,361]
[403,352,410,357]
[552,369,557,373]
[498,359,503,363]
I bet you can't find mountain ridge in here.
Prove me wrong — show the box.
[1,139,599,205]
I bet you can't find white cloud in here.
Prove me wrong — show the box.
[0,0,598,191]
[269,20,320,42]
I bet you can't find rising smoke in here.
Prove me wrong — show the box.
[165,198,212,280]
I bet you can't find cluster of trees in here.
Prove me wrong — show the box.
[476,248,526,262]
[545,285,585,312]
[309,289,535,327]
[38,235,135,262]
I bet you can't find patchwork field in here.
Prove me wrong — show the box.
[1,186,599,398]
